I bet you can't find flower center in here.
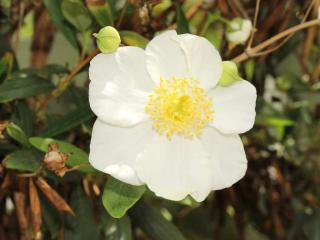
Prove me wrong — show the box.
[145,76,213,139]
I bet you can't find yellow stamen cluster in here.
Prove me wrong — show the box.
[145,76,213,139]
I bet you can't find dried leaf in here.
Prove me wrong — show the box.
[0,120,9,138]
[44,143,68,177]
[36,177,74,215]
[14,191,31,240]
[29,179,42,240]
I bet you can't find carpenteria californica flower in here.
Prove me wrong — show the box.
[226,18,252,45]
[88,30,257,201]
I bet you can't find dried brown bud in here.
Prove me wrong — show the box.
[0,120,9,138]
[139,4,150,26]
[44,143,68,177]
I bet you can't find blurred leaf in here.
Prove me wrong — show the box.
[62,0,92,32]
[64,186,98,240]
[129,202,186,240]
[201,12,223,50]
[4,149,41,172]
[14,64,69,78]
[41,104,94,137]
[41,193,61,239]
[256,115,295,127]
[0,76,53,103]
[87,0,114,26]
[102,177,146,218]
[29,137,95,173]
[119,31,149,48]
[11,101,34,136]
[104,214,132,240]
[176,4,190,34]
[244,59,255,81]
[43,0,78,49]
[303,210,320,240]
[152,0,172,17]
[6,122,30,147]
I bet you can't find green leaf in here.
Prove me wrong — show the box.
[64,186,99,240]
[4,149,41,172]
[41,104,94,137]
[176,4,190,34]
[29,137,95,173]
[104,214,132,240]
[88,1,114,26]
[129,202,186,240]
[0,76,53,103]
[119,31,149,48]
[62,0,92,32]
[15,64,69,78]
[11,101,34,136]
[102,177,146,218]
[6,122,30,147]
[43,0,78,49]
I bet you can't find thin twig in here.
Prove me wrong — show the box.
[116,0,130,29]
[247,0,261,48]
[51,48,99,98]
[238,0,317,62]
[232,19,320,63]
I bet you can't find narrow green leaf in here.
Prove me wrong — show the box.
[129,202,186,240]
[256,115,295,127]
[42,104,94,137]
[0,76,53,103]
[176,4,190,34]
[43,0,78,48]
[119,31,149,48]
[4,149,41,172]
[102,177,146,218]
[64,186,99,240]
[14,64,69,78]
[62,0,92,32]
[6,122,30,147]
[29,137,95,173]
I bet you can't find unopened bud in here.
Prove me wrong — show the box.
[226,18,252,45]
[93,26,121,53]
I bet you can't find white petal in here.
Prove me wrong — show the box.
[89,119,155,185]
[145,30,189,84]
[209,80,257,134]
[177,34,222,89]
[89,47,153,127]
[200,127,247,190]
[136,136,213,202]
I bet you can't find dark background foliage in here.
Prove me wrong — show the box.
[0,0,319,239]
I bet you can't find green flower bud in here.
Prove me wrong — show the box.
[93,26,121,53]
[218,61,242,86]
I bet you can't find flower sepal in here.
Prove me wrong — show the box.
[218,61,242,87]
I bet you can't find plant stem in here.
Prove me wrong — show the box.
[232,19,320,63]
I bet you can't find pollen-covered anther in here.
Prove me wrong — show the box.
[145,76,213,139]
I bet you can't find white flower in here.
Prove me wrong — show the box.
[88,30,257,202]
[226,18,252,45]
